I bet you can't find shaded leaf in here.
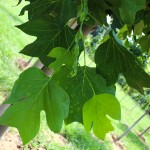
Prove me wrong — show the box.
[53,66,115,124]
[119,0,146,24]
[134,20,144,35]
[139,34,150,52]
[95,32,150,93]
[17,16,76,66]
[88,0,109,25]
[20,0,77,27]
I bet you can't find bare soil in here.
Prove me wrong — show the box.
[0,128,68,150]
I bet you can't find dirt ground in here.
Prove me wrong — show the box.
[0,128,68,150]
[0,129,22,150]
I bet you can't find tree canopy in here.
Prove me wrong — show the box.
[0,0,150,144]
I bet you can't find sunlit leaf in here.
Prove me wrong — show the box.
[83,94,121,139]
[48,47,78,73]
[0,68,70,144]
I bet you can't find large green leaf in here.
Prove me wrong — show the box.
[83,94,121,139]
[0,68,70,144]
[48,47,78,73]
[95,32,150,94]
[53,66,115,124]
[20,0,77,27]
[17,16,76,66]
[88,0,109,25]
[134,20,144,35]
[139,35,150,53]
[51,0,77,27]
[101,0,146,25]
[119,0,146,24]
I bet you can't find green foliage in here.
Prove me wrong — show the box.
[61,123,113,150]
[134,20,145,35]
[0,68,70,144]
[20,0,77,27]
[53,66,115,124]
[0,0,150,144]
[95,32,150,94]
[48,47,78,73]
[17,17,76,66]
[83,94,121,139]
[139,35,150,53]
[119,0,146,24]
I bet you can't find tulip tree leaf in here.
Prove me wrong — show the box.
[48,47,78,73]
[139,35,150,53]
[53,66,116,124]
[17,16,76,66]
[95,32,150,94]
[0,68,70,144]
[119,0,146,24]
[20,0,77,27]
[134,20,144,35]
[2,0,150,145]
[88,0,109,25]
[51,0,77,27]
[83,94,121,139]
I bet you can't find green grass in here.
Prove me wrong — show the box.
[0,1,150,150]
[0,0,34,102]
[114,85,150,150]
